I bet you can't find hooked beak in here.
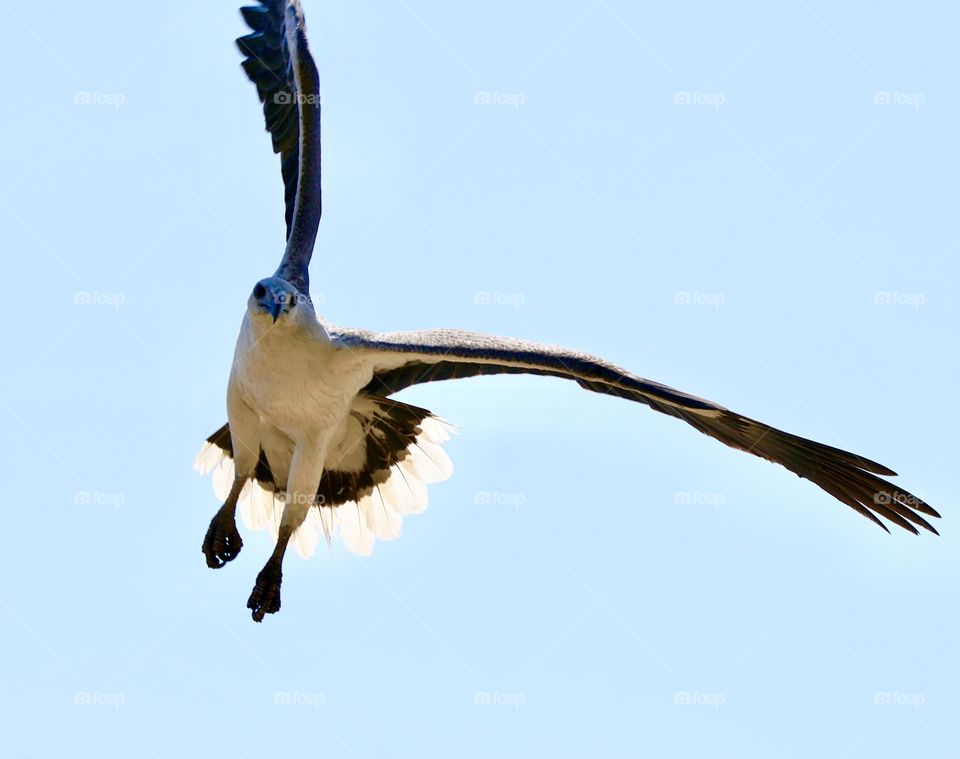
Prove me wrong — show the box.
[269,298,283,322]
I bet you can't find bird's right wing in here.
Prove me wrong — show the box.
[237,0,321,292]
[331,326,940,535]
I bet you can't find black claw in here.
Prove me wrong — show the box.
[202,511,244,569]
[247,562,282,622]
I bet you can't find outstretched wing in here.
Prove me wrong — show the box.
[332,326,940,535]
[237,0,321,292]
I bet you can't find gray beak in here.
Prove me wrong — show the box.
[269,298,283,322]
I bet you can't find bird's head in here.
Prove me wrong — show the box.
[247,276,311,327]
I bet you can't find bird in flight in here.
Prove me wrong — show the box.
[196,0,939,622]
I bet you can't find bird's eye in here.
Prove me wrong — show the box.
[253,283,266,299]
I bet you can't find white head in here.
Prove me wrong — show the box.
[246,276,314,329]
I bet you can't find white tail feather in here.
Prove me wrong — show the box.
[244,479,277,533]
[193,441,226,476]
[195,417,454,558]
[394,462,430,515]
[367,484,403,540]
[339,499,375,556]
[212,460,235,502]
[406,440,454,483]
[292,507,325,558]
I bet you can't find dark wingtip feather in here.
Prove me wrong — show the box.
[699,411,940,536]
[240,5,275,32]
[234,0,307,241]
[872,503,920,534]
[862,461,897,477]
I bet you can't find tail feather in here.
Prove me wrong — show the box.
[194,395,455,558]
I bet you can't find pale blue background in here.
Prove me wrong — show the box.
[1,1,958,757]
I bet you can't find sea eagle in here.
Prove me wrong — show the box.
[196,0,939,622]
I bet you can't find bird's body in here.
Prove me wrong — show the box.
[232,306,350,435]
[198,0,940,621]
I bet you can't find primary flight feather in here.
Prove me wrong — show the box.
[197,0,940,622]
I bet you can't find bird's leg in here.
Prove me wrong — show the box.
[247,522,294,622]
[247,440,324,622]
[246,491,320,622]
[202,476,246,568]
[203,385,260,569]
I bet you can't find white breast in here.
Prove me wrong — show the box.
[231,314,372,437]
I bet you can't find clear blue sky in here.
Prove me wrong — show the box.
[2,1,958,756]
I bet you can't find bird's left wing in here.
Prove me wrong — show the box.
[331,326,940,535]
[237,0,321,292]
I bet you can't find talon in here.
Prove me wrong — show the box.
[247,562,282,622]
[202,509,244,568]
